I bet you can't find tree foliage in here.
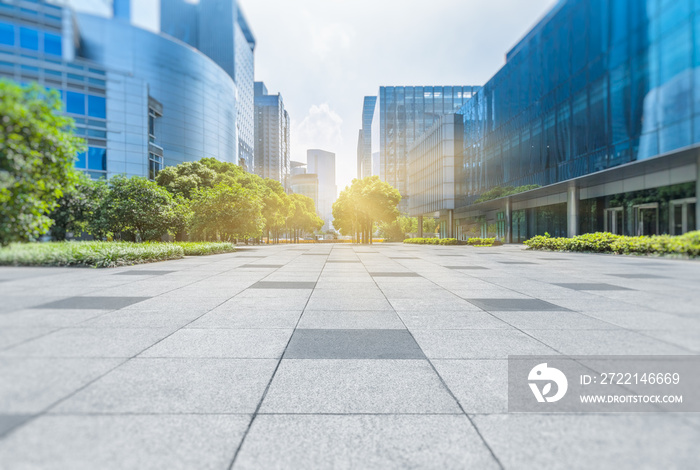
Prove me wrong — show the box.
[287,193,323,242]
[49,173,108,241]
[333,176,401,244]
[189,182,263,241]
[0,80,84,245]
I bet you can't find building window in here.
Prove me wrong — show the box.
[148,153,163,181]
[66,91,85,114]
[87,95,106,118]
[0,22,14,46]
[44,32,61,56]
[148,109,156,143]
[87,147,107,171]
[19,27,38,51]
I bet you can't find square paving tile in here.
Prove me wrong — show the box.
[54,358,277,413]
[236,255,267,258]
[554,283,632,291]
[249,281,316,289]
[31,297,150,310]
[259,359,459,413]
[112,270,175,276]
[0,414,33,438]
[389,257,419,259]
[608,273,666,279]
[239,264,284,268]
[369,272,422,278]
[297,310,404,329]
[0,414,251,470]
[432,360,508,413]
[235,415,498,469]
[466,298,569,311]
[140,329,293,358]
[445,266,487,270]
[498,261,536,265]
[325,260,361,263]
[411,329,558,358]
[284,329,425,359]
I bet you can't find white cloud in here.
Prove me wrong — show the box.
[305,15,355,59]
[292,103,343,162]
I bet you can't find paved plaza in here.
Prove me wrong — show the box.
[0,244,699,469]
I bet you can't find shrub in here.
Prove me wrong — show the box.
[466,237,496,246]
[524,231,700,257]
[403,238,457,245]
[0,241,184,268]
[173,242,236,256]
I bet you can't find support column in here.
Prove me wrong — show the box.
[505,197,512,244]
[417,216,423,238]
[567,185,580,238]
[447,210,454,238]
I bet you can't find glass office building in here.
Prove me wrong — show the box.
[0,0,252,180]
[356,95,377,178]
[455,0,700,240]
[373,86,479,209]
[254,81,291,188]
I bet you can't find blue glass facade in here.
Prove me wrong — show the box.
[374,86,479,206]
[357,96,377,179]
[460,0,700,202]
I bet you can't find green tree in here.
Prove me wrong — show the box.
[189,182,263,241]
[287,193,323,242]
[260,178,291,243]
[155,161,216,199]
[100,176,180,241]
[332,176,401,244]
[0,80,84,245]
[49,173,108,240]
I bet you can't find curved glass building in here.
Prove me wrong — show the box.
[0,0,255,179]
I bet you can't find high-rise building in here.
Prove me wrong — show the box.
[289,161,319,211]
[372,86,479,209]
[356,95,377,178]
[307,149,337,231]
[254,81,290,188]
[0,0,248,179]
[449,0,700,241]
[161,0,256,170]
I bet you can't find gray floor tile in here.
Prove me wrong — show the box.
[0,414,250,470]
[445,266,488,270]
[239,264,283,268]
[0,358,123,413]
[325,260,361,263]
[369,272,422,277]
[498,261,536,264]
[54,358,277,413]
[433,359,508,413]
[189,308,303,329]
[112,270,175,276]
[466,298,569,311]
[491,310,618,329]
[32,297,151,310]
[472,414,700,470]
[398,310,509,329]
[0,414,33,438]
[411,329,558,358]
[524,329,692,355]
[284,329,425,359]
[235,415,499,469]
[608,273,666,279]
[555,283,633,291]
[297,310,404,329]
[140,329,293,358]
[249,281,316,289]
[260,359,460,413]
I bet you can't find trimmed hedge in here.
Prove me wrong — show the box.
[0,241,237,268]
[404,238,458,245]
[173,242,236,256]
[524,231,700,257]
[466,237,496,246]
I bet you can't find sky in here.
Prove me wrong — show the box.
[68,0,558,192]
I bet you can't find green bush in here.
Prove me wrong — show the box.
[403,238,457,245]
[466,237,496,246]
[173,242,236,256]
[524,231,700,257]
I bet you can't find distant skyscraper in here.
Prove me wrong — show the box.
[254,82,290,188]
[307,149,337,231]
[161,0,255,170]
[373,86,479,209]
[289,161,319,210]
[356,96,377,178]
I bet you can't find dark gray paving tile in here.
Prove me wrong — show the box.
[555,283,632,291]
[239,264,284,268]
[32,297,150,310]
[0,414,33,438]
[498,261,536,265]
[112,270,175,276]
[466,298,569,311]
[446,266,488,270]
[250,281,316,289]
[369,272,422,278]
[284,329,425,359]
[608,273,666,279]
